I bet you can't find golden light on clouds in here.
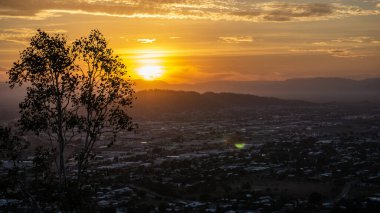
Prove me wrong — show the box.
[132,50,168,81]
[137,38,156,44]
[1,0,380,82]
[1,0,380,22]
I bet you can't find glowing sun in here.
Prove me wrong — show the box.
[137,65,164,80]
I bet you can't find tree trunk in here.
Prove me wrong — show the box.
[77,154,83,187]
[56,79,66,188]
[59,136,66,187]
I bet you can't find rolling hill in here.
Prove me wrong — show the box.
[1,77,380,120]
[134,77,380,102]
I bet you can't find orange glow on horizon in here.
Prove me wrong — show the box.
[137,65,164,80]
[131,49,168,81]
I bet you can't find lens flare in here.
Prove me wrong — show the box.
[234,143,246,149]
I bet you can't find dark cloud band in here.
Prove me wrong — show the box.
[0,0,379,22]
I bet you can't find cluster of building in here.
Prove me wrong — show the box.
[2,105,380,212]
[82,105,380,212]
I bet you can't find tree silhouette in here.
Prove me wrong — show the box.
[8,30,77,186]
[72,30,135,185]
[8,29,135,191]
[0,127,31,210]
[0,126,29,165]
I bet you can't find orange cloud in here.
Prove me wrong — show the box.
[137,38,156,44]
[219,36,254,43]
[1,0,379,23]
[0,28,66,45]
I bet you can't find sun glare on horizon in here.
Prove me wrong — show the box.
[137,65,164,80]
[133,50,168,81]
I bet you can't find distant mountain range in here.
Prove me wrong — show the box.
[1,77,380,120]
[134,77,380,102]
[131,90,310,119]
[0,84,309,121]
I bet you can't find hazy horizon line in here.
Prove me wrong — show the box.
[2,75,380,85]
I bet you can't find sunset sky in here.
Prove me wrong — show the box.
[1,0,380,83]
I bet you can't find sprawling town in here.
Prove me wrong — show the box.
[2,104,380,212]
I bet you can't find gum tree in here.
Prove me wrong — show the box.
[8,29,135,189]
[72,30,135,185]
[8,30,78,186]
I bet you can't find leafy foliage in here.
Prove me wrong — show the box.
[0,127,29,210]
[8,30,79,186]
[0,126,29,163]
[6,29,135,210]
[9,30,78,134]
[72,30,135,182]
